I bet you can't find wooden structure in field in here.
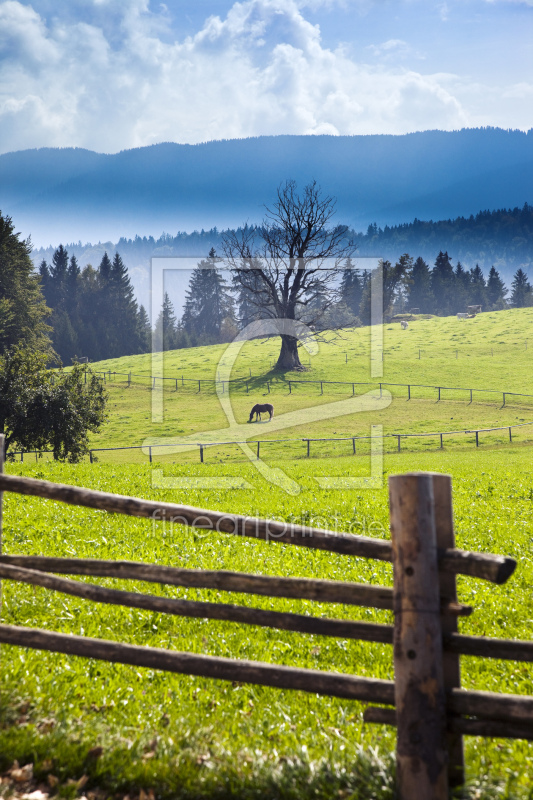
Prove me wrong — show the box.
[0,435,531,800]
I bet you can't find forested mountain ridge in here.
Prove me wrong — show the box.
[3,127,533,246]
[31,203,533,308]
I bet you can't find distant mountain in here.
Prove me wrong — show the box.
[2,128,533,247]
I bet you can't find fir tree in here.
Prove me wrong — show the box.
[182,250,235,341]
[510,269,532,308]
[136,305,151,352]
[339,258,363,317]
[469,264,486,307]
[431,251,455,315]
[154,292,178,351]
[408,257,433,312]
[108,251,142,355]
[0,211,52,355]
[453,262,471,312]
[486,267,507,309]
[392,253,413,313]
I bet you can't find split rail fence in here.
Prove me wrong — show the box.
[0,438,532,798]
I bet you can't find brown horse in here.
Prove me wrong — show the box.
[249,403,274,422]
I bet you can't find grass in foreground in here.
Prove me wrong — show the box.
[1,446,533,798]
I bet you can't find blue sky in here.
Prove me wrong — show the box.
[0,0,531,154]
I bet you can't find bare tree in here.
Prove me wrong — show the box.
[222,181,354,370]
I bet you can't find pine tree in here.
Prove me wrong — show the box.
[486,266,507,309]
[0,211,52,355]
[431,251,455,315]
[392,253,413,313]
[136,305,151,352]
[408,257,434,313]
[154,292,178,351]
[510,269,532,308]
[453,262,471,312]
[339,258,363,317]
[49,244,69,308]
[108,251,142,355]
[469,264,486,307]
[182,250,235,341]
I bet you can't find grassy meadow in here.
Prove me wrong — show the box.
[52,307,533,464]
[1,308,533,798]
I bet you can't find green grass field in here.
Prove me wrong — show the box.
[52,307,533,464]
[2,309,533,799]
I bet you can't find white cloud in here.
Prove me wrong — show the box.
[0,0,525,154]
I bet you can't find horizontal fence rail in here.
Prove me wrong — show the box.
[0,474,516,584]
[10,419,533,464]
[0,624,530,727]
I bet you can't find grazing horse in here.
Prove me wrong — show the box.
[249,403,274,422]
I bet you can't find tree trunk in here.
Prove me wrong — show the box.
[276,334,303,370]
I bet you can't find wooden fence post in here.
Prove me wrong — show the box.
[432,474,464,787]
[389,473,449,800]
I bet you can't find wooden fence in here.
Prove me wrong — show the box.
[9,419,533,464]
[0,440,532,798]
[94,368,533,407]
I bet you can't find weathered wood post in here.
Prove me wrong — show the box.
[389,473,449,800]
[432,474,464,787]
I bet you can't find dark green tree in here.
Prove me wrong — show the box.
[154,292,178,351]
[408,257,434,312]
[431,251,455,315]
[0,347,107,461]
[469,264,486,307]
[182,249,235,341]
[453,262,471,312]
[339,258,364,317]
[486,266,508,309]
[510,269,532,308]
[0,211,52,355]
[108,251,144,355]
[136,304,151,352]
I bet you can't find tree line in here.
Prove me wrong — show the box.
[31,202,533,288]
[37,244,533,364]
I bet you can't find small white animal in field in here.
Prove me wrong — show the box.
[401,320,409,330]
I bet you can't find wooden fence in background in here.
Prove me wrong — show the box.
[0,438,532,799]
[9,418,533,464]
